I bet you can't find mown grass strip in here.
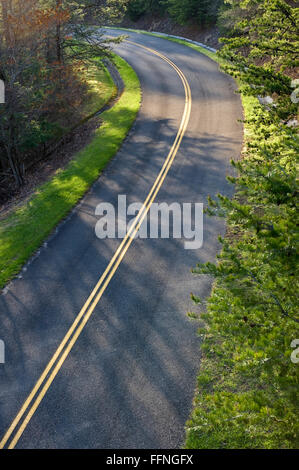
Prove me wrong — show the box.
[82,59,116,118]
[0,54,141,288]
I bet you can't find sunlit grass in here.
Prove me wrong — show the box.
[83,61,116,117]
[0,54,141,288]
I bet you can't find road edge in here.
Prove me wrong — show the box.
[0,54,141,290]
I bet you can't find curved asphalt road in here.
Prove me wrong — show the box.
[0,30,243,449]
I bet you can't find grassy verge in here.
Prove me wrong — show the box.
[0,54,141,288]
[82,60,116,118]
[114,28,297,449]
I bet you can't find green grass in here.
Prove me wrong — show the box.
[82,61,116,118]
[0,54,141,288]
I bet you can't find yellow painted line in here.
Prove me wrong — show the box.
[0,40,192,449]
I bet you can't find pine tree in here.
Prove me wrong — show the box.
[187,0,299,449]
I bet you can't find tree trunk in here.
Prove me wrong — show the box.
[56,0,62,63]
[6,145,23,188]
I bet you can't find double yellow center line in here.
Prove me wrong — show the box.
[0,40,192,449]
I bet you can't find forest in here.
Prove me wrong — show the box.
[0,0,126,200]
[126,0,223,25]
